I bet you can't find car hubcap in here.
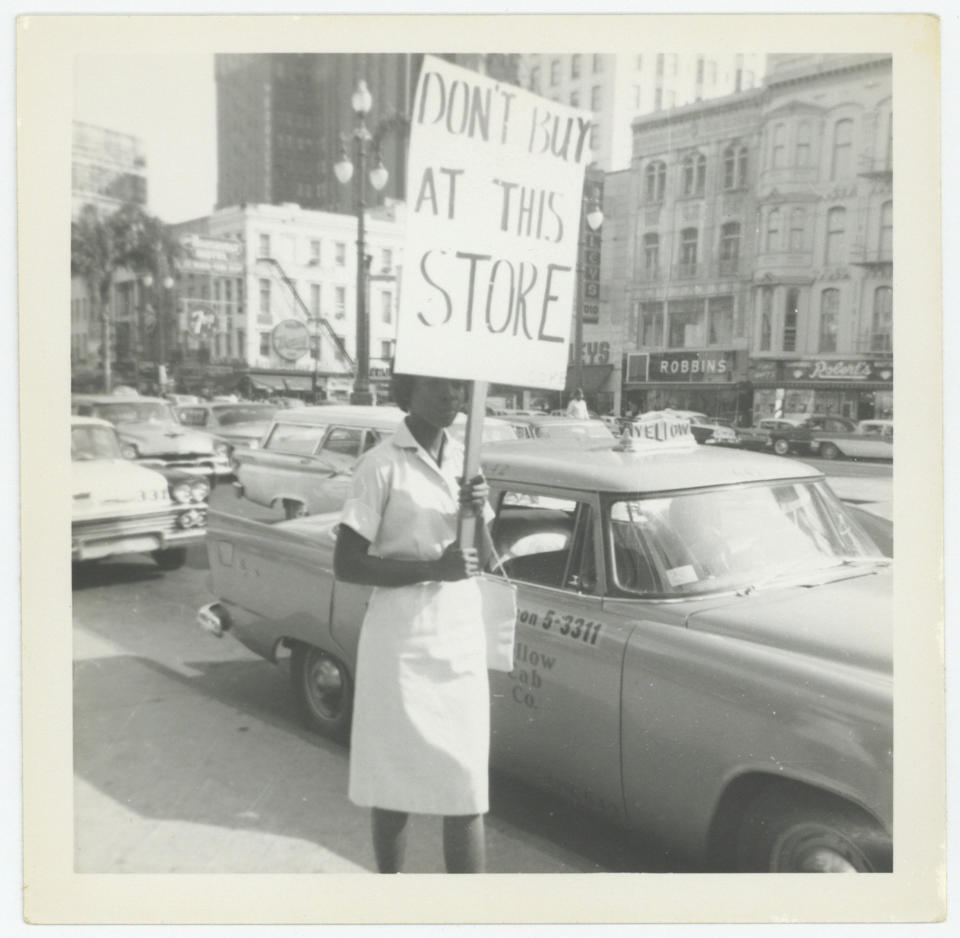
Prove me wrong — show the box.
[306,654,344,719]
[773,828,865,873]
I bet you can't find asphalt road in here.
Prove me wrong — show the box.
[72,482,688,874]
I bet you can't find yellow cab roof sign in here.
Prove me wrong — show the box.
[614,412,699,453]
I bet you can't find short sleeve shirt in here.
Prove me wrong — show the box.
[340,419,494,563]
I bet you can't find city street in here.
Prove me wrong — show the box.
[72,455,891,876]
[72,482,688,875]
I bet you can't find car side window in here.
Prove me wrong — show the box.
[177,407,209,427]
[320,427,363,459]
[825,419,849,432]
[490,493,596,594]
[264,423,328,455]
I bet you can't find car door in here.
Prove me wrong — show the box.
[302,425,367,514]
[236,420,330,507]
[487,486,629,825]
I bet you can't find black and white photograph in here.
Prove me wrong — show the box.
[14,8,946,930]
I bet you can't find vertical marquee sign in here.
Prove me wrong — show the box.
[394,56,595,390]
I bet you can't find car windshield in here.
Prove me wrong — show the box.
[93,402,175,424]
[72,425,122,461]
[212,404,278,426]
[608,480,882,597]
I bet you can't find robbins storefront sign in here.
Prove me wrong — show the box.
[649,351,736,382]
[786,359,893,382]
[271,320,311,362]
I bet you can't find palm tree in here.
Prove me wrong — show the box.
[71,203,181,392]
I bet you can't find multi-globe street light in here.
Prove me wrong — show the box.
[334,80,390,405]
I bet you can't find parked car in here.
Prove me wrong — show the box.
[766,414,859,457]
[72,416,208,569]
[174,402,280,456]
[72,393,233,479]
[200,419,891,872]
[734,418,805,451]
[641,410,739,446]
[234,405,518,519]
[809,419,894,461]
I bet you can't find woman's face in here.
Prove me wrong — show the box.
[408,377,465,429]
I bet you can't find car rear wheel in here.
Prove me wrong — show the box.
[736,787,891,872]
[772,438,791,456]
[290,643,353,741]
[152,547,187,571]
[819,442,841,460]
[282,499,308,520]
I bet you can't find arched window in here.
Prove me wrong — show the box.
[772,123,787,168]
[681,153,706,196]
[879,201,893,258]
[759,286,773,351]
[719,222,740,274]
[643,232,659,273]
[871,287,892,352]
[644,160,666,201]
[831,118,854,180]
[766,208,781,252]
[825,207,846,264]
[795,121,812,166]
[679,227,698,275]
[783,287,799,352]
[789,207,806,251]
[819,289,840,352]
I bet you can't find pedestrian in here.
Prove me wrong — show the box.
[333,372,494,874]
[566,387,588,419]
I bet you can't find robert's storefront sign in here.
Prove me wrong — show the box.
[786,359,894,383]
[626,350,737,385]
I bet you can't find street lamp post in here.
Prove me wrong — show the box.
[572,185,605,396]
[143,270,175,391]
[334,80,390,406]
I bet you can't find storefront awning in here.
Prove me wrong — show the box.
[566,364,614,393]
[280,375,314,392]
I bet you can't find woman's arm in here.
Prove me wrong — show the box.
[334,524,479,587]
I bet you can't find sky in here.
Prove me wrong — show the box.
[73,54,218,224]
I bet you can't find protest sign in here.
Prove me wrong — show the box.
[394,55,595,390]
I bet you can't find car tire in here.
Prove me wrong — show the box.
[820,442,840,460]
[736,786,891,873]
[290,643,353,741]
[283,499,308,520]
[152,547,187,571]
[772,438,791,456]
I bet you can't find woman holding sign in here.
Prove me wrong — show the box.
[333,373,494,874]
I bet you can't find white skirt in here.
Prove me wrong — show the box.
[348,578,490,815]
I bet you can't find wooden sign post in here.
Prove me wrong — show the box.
[457,380,487,548]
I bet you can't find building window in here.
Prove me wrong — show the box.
[571,54,581,79]
[632,85,642,110]
[655,53,664,77]
[644,160,666,202]
[819,288,840,352]
[831,118,854,180]
[381,340,395,360]
[335,242,346,266]
[593,54,603,73]
[879,200,893,258]
[668,298,705,348]
[381,248,393,271]
[643,233,659,274]
[570,90,579,107]
[783,288,799,352]
[550,59,560,85]
[789,207,806,251]
[529,66,540,92]
[765,208,781,252]
[871,286,892,352]
[737,146,748,186]
[796,121,811,166]
[723,146,737,189]
[259,332,271,356]
[772,123,786,168]
[719,222,740,274]
[310,283,321,316]
[259,279,271,314]
[310,239,321,264]
[381,291,393,324]
[640,301,664,347]
[681,153,706,196]
[236,329,245,357]
[335,286,346,318]
[589,124,599,152]
[258,233,270,258]
[708,296,733,346]
[759,287,773,351]
[825,206,846,265]
[654,88,662,111]
[679,227,698,276]
[696,56,705,83]
[591,85,602,111]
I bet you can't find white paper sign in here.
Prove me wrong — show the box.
[394,55,595,389]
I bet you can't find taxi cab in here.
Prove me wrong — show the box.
[199,415,892,872]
